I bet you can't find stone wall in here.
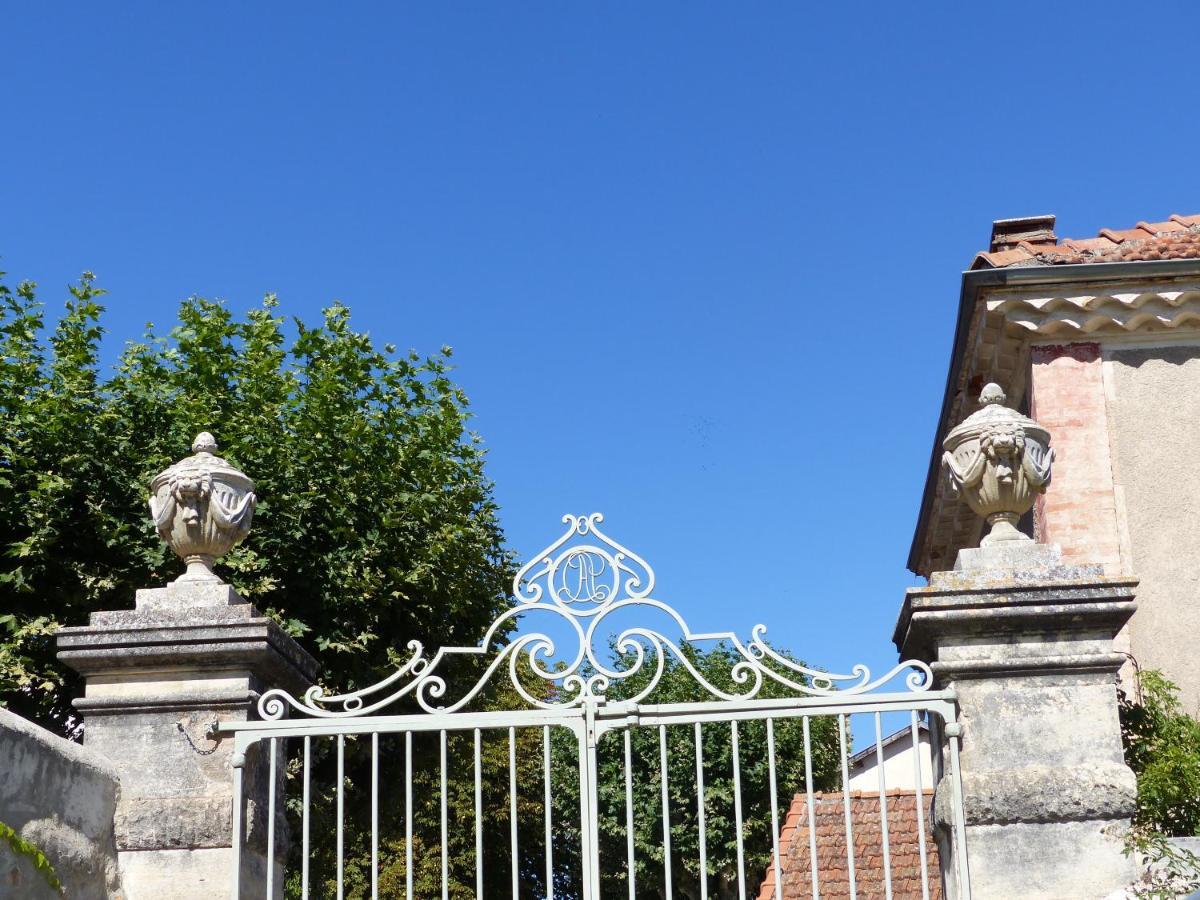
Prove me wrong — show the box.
[0,707,122,899]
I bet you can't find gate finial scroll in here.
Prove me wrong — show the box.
[257,513,934,720]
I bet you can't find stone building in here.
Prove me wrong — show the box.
[909,213,1200,712]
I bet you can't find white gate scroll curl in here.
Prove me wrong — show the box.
[256,512,935,719]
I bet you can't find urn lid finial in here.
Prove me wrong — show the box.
[979,383,1006,406]
[191,432,219,454]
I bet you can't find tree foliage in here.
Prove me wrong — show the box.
[1120,668,1200,837]
[0,270,513,732]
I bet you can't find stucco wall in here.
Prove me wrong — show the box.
[0,707,123,898]
[847,729,934,792]
[1107,342,1200,715]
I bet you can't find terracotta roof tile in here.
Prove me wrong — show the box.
[757,790,941,900]
[971,213,1200,269]
[973,247,1036,268]
[1060,236,1119,252]
[1137,220,1182,235]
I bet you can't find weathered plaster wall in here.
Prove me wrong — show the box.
[847,730,933,792]
[1106,342,1200,714]
[0,707,123,899]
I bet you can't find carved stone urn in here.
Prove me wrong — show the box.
[942,383,1054,545]
[149,432,256,583]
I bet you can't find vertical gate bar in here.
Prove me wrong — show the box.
[475,728,484,898]
[543,725,554,900]
[588,713,602,899]
[694,722,708,900]
[624,727,636,900]
[731,720,746,900]
[947,719,973,900]
[231,751,244,900]
[371,732,379,900]
[302,736,311,900]
[441,729,449,900]
[802,717,819,900]
[337,734,345,900]
[577,716,598,900]
[509,726,519,899]
[766,719,783,900]
[266,737,277,900]
[837,714,857,900]
[659,724,673,900]
[406,731,414,900]
[873,713,893,900]
[910,711,931,900]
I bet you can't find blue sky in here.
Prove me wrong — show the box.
[4,4,1199,690]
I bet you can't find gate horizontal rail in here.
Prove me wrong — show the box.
[221,691,958,741]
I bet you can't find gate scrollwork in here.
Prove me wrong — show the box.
[257,513,933,720]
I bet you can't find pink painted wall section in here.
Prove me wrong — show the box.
[1029,343,1124,573]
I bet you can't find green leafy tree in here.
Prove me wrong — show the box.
[0,270,513,733]
[0,268,528,896]
[1120,669,1200,837]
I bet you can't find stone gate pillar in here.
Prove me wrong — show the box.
[57,435,317,899]
[895,385,1139,899]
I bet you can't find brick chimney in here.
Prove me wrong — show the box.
[989,215,1057,252]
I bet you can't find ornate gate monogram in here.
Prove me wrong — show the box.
[222,514,970,900]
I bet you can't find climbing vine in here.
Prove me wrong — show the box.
[0,820,63,895]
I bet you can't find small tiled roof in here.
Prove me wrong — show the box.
[757,790,941,900]
[972,214,1200,270]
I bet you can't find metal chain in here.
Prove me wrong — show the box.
[176,719,221,756]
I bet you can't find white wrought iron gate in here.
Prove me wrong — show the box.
[221,514,970,899]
